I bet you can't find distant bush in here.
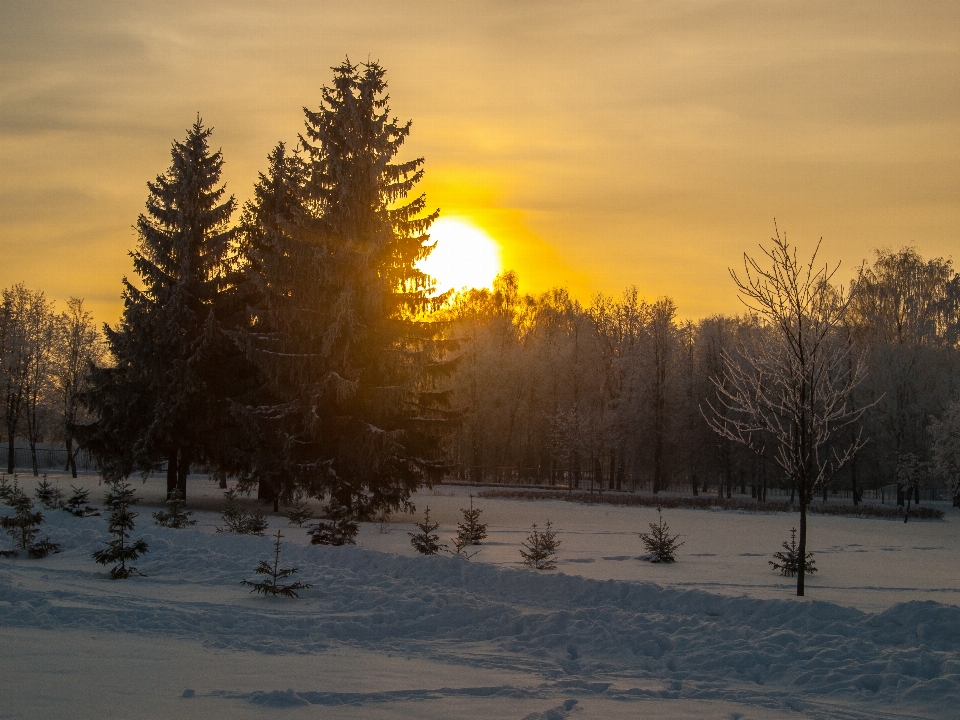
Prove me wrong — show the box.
[476,488,945,520]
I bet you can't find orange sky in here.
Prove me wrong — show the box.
[1,1,958,324]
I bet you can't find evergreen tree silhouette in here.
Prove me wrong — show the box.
[236,60,456,513]
[84,119,242,497]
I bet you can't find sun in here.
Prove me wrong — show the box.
[418,218,503,295]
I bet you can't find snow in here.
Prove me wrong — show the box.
[2,472,959,719]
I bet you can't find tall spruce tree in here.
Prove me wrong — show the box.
[85,119,238,498]
[238,60,454,514]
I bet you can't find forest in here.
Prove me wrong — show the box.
[2,60,959,519]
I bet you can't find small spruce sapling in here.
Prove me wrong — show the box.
[1,481,61,558]
[216,488,268,535]
[639,507,684,563]
[285,494,316,528]
[769,527,817,578]
[409,507,444,555]
[456,494,487,545]
[35,476,64,509]
[309,501,359,546]
[92,480,148,578]
[520,521,560,570]
[153,488,196,528]
[241,530,312,598]
[65,485,100,517]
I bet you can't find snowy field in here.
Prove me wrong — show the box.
[2,472,959,720]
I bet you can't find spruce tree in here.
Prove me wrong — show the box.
[520,521,560,570]
[242,530,311,598]
[34,476,64,509]
[308,501,359,546]
[770,527,817,578]
[455,494,487,546]
[408,507,444,555]
[84,119,240,499]
[152,488,197,528]
[215,488,268,536]
[237,60,455,515]
[64,485,99,517]
[638,507,684,563]
[1,480,61,558]
[93,480,148,579]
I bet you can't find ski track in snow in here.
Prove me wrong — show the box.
[2,508,958,718]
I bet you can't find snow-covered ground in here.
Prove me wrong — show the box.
[2,472,958,719]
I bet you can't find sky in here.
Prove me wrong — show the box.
[1,0,958,323]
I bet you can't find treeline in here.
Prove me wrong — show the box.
[440,249,960,507]
[0,288,103,476]
[2,59,959,513]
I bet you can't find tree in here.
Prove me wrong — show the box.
[519,521,560,570]
[53,298,104,478]
[705,227,868,596]
[85,118,237,499]
[647,298,678,494]
[454,494,487,546]
[285,494,316,527]
[64,485,99,517]
[237,60,453,513]
[848,248,960,505]
[308,501,359,545]
[92,480,148,579]
[20,290,56,476]
[638,507,683,563]
[152,488,197,528]
[1,480,60,557]
[242,530,311,598]
[216,488,268,536]
[408,506,444,555]
[770,527,817,578]
[930,401,960,507]
[2,286,33,474]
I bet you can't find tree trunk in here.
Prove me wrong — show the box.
[176,450,189,501]
[850,453,860,506]
[6,434,14,474]
[30,437,39,476]
[653,430,663,494]
[797,500,808,597]
[692,473,699,497]
[166,452,177,499]
[609,448,616,491]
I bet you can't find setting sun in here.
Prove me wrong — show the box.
[418,218,502,295]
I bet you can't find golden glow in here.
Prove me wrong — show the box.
[418,218,503,295]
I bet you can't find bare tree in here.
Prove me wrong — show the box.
[2,286,34,473]
[21,291,57,475]
[53,298,104,477]
[705,226,868,596]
